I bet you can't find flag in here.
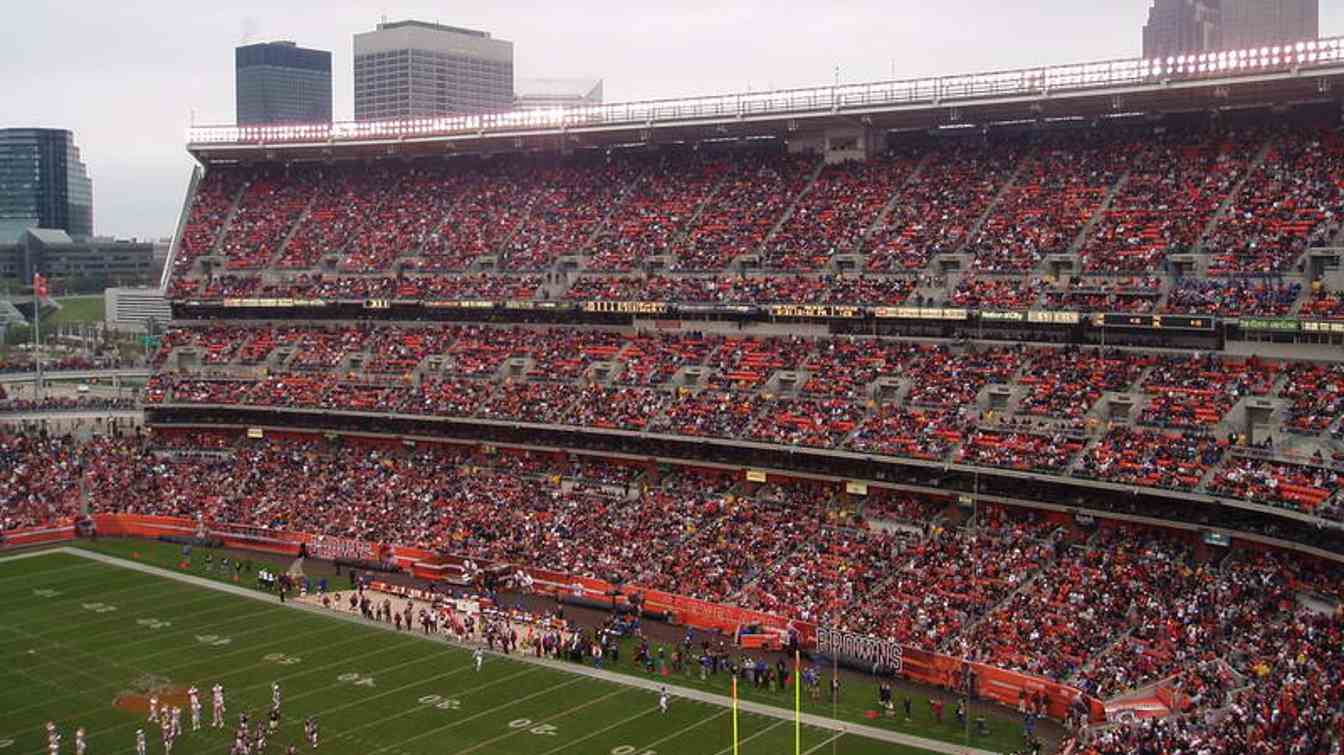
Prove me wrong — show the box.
[33,274,48,298]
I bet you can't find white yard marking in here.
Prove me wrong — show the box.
[136,618,172,630]
[263,652,302,666]
[8,635,424,755]
[30,589,59,598]
[363,675,584,754]
[447,687,629,755]
[81,601,117,613]
[336,671,376,687]
[710,718,788,755]
[630,709,729,754]
[533,707,659,755]
[801,732,845,754]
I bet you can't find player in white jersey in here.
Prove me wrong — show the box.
[304,716,318,749]
[75,726,87,755]
[189,686,202,731]
[272,681,282,710]
[135,729,147,755]
[148,694,160,722]
[212,683,226,727]
[171,706,182,737]
[659,687,670,714]
[46,725,60,755]
[474,647,484,672]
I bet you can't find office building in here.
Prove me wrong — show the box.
[514,78,604,110]
[105,286,172,332]
[1220,0,1318,50]
[0,229,156,288]
[0,129,93,242]
[236,41,333,125]
[1142,0,1318,58]
[1143,0,1222,58]
[354,20,513,121]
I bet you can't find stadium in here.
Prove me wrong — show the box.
[4,29,1344,755]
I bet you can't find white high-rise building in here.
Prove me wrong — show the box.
[353,20,513,121]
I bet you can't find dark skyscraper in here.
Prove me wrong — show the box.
[1220,0,1318,50]
[235,41,333,126]
[0,129,93,241]
[1143,0,1319,58]
[1143,0,1222,58]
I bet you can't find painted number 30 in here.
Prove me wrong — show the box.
[337,673,376,688]
[508,720,557,736]
[264,653,302,666]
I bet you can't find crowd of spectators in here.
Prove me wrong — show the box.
[761,153,917,271]
[586,155,724,271]
[163,128,1344,323]
[865,146,1022,272]
[1203,128,1344,275]
[143,324,1344,518]
[1079,131,1254,273]
[1208,455,1340,518]
[1138,353,1277,431]
[675,152,816,271]
[1280,362,1344,435]
[968,137,1123,272]
[1163,277,1302,316]
[1017,347,1145,419]
[0,397,138,414]
[1300,286,1344,320]
[1077,426,1225,491]
[1039,276,1163,313]
[946,276,1043,310]
[5,426,1344,755]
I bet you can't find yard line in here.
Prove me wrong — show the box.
[0,568,175,610]
[365,675,588,754]
[645,703,731,746]
[633,708,730,753]
[0,591,275,663]
[446,685,630,755]
[801,732,846,754]
[1,608,327,684]
[11,636,432,755]
[0,551,93,569]
[203,665,543,755]
[710,718,789,755]
[532,705,661,755]
[3,614,353,734]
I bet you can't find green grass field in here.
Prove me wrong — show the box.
[0,547,1012,755]
[42,296,105,327]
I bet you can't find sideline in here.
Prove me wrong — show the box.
[53,546,1001,755]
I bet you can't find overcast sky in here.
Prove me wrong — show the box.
[4,1,1342,240]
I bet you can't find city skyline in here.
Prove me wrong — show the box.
[5,0,1343,241]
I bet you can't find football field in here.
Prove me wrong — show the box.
[0,548,1000,755]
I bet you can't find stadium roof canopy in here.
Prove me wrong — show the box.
[189,37,1344,162]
